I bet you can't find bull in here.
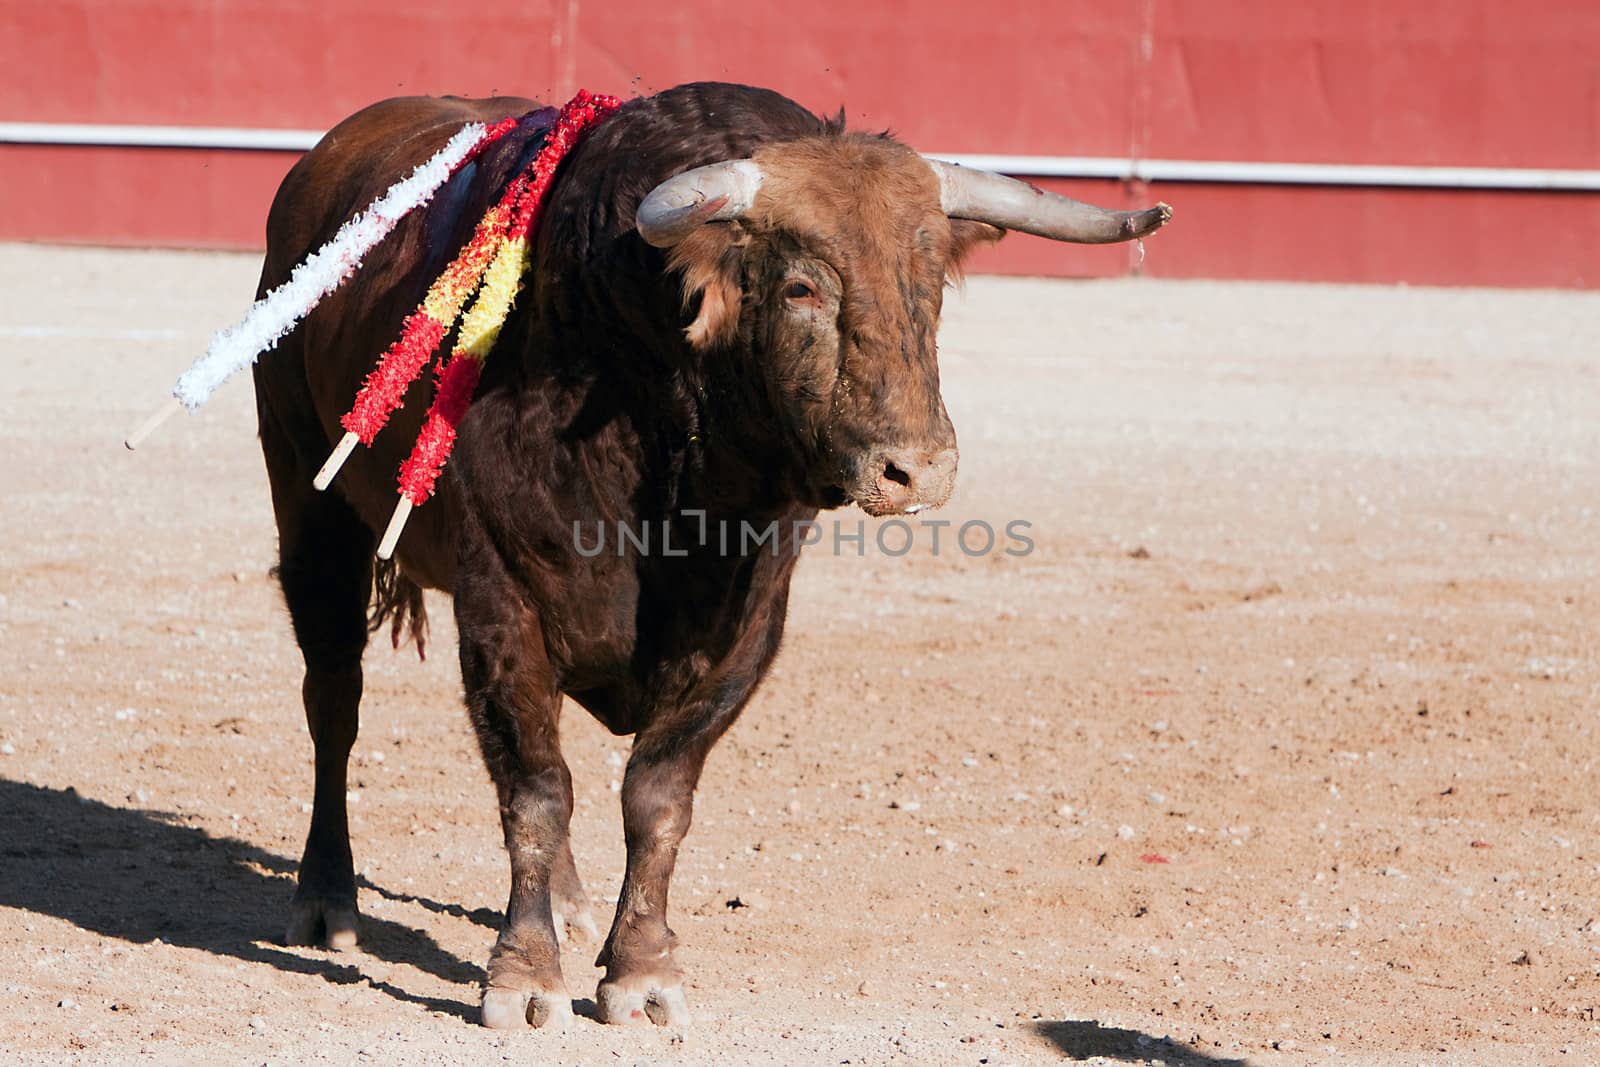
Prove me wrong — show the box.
[252,81,1169,1028]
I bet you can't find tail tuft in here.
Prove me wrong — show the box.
[371,557,429,660]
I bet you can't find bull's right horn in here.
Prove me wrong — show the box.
[636,160,766,247]
[925,159,1172,244]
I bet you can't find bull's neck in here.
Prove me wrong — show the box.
[677,347,830,524]
[483,344,809,537]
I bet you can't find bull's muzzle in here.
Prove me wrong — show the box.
[852,445,959,517]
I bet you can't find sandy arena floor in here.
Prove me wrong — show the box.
[1,244,1598,1065]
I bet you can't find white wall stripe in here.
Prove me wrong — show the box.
[4,121,1600,192]
[933,154,1600,192]
[1,122,323,151]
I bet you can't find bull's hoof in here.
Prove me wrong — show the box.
[481,985,574,1030]
[284,896,360,950]
[595,975,691,1027]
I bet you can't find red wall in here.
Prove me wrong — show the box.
[3,1,1598,286]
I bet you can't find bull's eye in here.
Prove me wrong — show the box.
[782,279,817,302]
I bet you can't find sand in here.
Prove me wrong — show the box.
[1,244,1597,1065]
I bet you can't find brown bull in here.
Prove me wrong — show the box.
[252,81,1169,1028]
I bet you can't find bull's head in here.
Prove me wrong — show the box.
[635,134,1170,517]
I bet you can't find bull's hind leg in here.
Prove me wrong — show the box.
[550,838,601,947]
[455,540,580,1029]
[260,410,375,950]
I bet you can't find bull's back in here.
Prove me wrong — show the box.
[263,97,537,279]
[253,96,539,591]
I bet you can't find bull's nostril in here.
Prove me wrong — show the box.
[881,462,912,488]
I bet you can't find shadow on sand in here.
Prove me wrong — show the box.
[0,777,493,1020]
[1033,1020,1254,1065]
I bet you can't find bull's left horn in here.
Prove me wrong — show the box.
[636,160,766,247]
[925,159,1172,244]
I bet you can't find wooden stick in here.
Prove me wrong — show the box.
[124,396,182,450]
[313,431,360,491]
[376,496,414,560]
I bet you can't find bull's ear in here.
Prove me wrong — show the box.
[946,219,1006,282]
[685,272,741,350]
[668,227,744,351]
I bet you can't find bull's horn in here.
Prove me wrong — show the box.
[925,159,1172,244]
[636,160,766,247]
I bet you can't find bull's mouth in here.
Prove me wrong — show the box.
[846,475,956,518]
[852,488,953,518]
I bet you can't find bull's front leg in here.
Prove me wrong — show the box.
[456,563,592,1030]
[594,553,795,1025]
[596,706,747,1026]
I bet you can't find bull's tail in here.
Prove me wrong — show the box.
[371,557,429,660]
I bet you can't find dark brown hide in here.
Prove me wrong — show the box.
[253,82,1010,1027]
